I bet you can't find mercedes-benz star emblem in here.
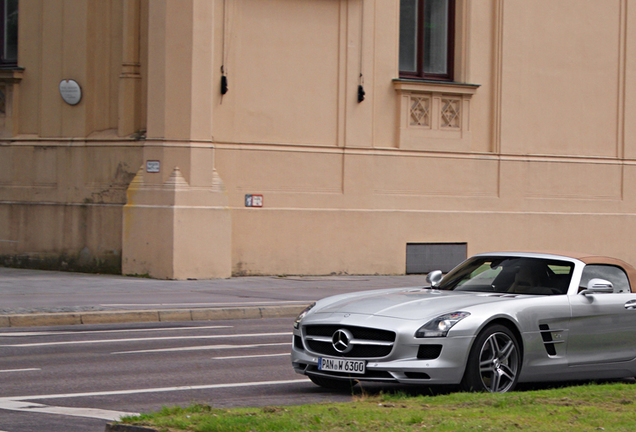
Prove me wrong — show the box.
[332,329,354,354]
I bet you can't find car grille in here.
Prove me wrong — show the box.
[305,325,395,341]
[302,325,396,358]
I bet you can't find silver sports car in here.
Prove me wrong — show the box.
[291,252,636,392]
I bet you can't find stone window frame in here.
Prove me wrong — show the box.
[0,67,23,136]
[393,79,479,151]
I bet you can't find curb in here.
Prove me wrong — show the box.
[0,304,308,328]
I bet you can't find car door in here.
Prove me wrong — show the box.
[567,264,636,365]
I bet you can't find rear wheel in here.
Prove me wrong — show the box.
[461,324,521,393]
[308,374,356,391]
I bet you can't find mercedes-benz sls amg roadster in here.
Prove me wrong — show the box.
[291,252,636,392]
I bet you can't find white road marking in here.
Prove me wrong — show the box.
[0,332,292,348]
[0,379,310,402]
[112,342,290,355]
[212,353,290,360]
[0,325,232,337]
[0,400,137,421]
[0,368,41,373]
[102,300,308,307]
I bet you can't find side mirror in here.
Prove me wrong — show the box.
[580,278,614,295]
[426,270,443,288]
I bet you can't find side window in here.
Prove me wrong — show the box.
[399,0,455,81]
[580,265,631,293]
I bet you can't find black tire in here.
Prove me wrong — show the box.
[460,324,521,393]
[308,374,356,391]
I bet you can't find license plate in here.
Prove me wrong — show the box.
[318,357,366,374]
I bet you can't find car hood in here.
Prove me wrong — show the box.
[314,288,522,320]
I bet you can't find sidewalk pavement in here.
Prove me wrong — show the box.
[0,267,427,328]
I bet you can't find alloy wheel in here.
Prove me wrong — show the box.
[478,331,519,393]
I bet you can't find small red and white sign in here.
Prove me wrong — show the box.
[245,194,263,207]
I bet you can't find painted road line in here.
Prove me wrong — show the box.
[0,400,137,421]
[212,353,290,360]
[112,342,290,355]
[0,368,41,373]
[0,379,310,402]
[0,332,292,348]
[0,325,232,337]
[101,300,308,307]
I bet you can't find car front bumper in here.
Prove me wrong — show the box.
[291,325,475,385]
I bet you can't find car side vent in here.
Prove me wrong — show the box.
[539,324,564,356]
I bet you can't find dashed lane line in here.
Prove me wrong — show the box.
[102,300,308,307]
[0,332,292,348]
[212,353,290,360]
[112,342,290,355]
[0,325,232,337]
[0,368,41,373]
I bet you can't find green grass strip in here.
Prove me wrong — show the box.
[118,382,636,431]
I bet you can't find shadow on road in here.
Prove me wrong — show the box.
[299,377,636,398]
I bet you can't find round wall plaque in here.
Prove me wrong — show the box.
[59,79,82,105]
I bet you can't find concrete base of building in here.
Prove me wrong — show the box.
[122,165,232,280]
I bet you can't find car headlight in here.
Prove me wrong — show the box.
[415,312,470,338]
[293,302,316,329]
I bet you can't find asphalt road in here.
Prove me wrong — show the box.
[0,318,357,432]
[4,313,633,432]
[0,267,425,316]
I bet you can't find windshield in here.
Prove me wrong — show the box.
[438,256,574,295]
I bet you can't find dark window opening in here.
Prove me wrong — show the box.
[399,0,455,81]
[0,0,18,66]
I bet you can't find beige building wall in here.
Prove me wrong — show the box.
[0,0,146,272]
[1,0,636,278]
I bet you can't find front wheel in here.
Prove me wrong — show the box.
[460,324,521,393]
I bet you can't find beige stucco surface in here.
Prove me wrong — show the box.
[2,0,636,278]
